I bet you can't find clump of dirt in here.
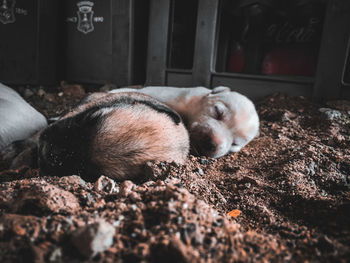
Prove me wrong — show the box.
[0,86,349,262]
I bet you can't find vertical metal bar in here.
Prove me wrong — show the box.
[127,0,134,84]
[145,0,171,85]
[112,0,131,85]
[35,0,41,84]
[313,0,350,102]
[192,0,219,87]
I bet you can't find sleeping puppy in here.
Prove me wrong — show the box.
[0,83,47,149]
[38,92,189,181]
[110,86,259,158]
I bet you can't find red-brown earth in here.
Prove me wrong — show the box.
[0,84,349,262]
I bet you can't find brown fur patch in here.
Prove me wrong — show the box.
[93,104,189,180]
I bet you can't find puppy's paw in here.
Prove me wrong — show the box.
[230,145,243,153]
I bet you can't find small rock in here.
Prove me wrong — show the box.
[23,88,34,98]
[85,193,96,206]
[143,161,168,180]
[37,88,46,97]
[144,181,154,187]
[49,247,62,262]
[58,175,87,190]
[319,108,342,120]
[93,198,106,209]
[94,175,117,194]
[13,181,80,215]
[307,162,316,176]
[71,219,115,258]
[199,158,210,165]
[129,191,141,202]
[133,243,150,258]
[44,93,55,102]
[196,168,204,176]
[164,177,181,185]
[182,222,203,246]
[281,111,297,122]
[119,180,134,197]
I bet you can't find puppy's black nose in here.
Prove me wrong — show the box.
[202,138,216,153]
[190,130,217,156]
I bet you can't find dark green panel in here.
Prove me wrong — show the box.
[0,0,37,83]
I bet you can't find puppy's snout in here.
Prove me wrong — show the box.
[191,131,218,157]
[202,137,216,153]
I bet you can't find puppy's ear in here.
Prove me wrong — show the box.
[211,86,231,94]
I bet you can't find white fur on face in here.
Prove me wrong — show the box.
[188,89,259,158]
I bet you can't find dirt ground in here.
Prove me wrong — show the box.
[0,84,349,262]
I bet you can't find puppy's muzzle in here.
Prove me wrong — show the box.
[190,128,218,157]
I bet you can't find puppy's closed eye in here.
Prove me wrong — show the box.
[214,104,225,120]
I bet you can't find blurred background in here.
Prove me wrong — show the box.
[0,0,349,101]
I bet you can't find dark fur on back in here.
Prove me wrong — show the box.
[87,95,182,125]
[38,107,102,181]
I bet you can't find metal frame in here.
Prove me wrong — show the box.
[312,0,350,101]
[191,0,219,86]
[145,0,171,85]
[146,0,350,100]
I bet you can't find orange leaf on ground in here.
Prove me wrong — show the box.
[228,209,241,218]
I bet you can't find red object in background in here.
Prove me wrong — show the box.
[228,43,245,73]
[262,48,316,76]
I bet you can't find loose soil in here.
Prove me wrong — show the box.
[0,84,349,262]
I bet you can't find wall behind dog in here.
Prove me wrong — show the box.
[0,0,60,85]
[0,0,150,87]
